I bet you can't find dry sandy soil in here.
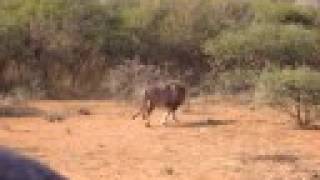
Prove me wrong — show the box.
[0,97,320,180]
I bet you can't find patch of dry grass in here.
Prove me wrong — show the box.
[0,106,43,118]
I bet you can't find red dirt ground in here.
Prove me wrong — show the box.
[0,98,320,180]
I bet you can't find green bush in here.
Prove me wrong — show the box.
[203,69,257,94]
[0,0,319,99]
[255,67,320,104]
[251,0,319,26]
[203,23,320,68]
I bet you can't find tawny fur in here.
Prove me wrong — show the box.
[132,83,186,127]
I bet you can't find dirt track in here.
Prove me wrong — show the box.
[0,99,320,180]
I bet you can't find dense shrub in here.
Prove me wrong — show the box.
[252,0,319,26]
[254,67,320,126]
[255,67,320,104]
[202,69,257,94]
[0,0,319,99]
[203,23,320,69]
[105,59,188,99]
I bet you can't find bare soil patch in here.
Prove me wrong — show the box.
[0,99,320,179]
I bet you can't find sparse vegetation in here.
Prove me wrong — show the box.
[0,105,43,117]
[78,107,92,116]
[44,111,67,123]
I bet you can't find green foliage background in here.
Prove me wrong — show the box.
[0,0,319,99]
